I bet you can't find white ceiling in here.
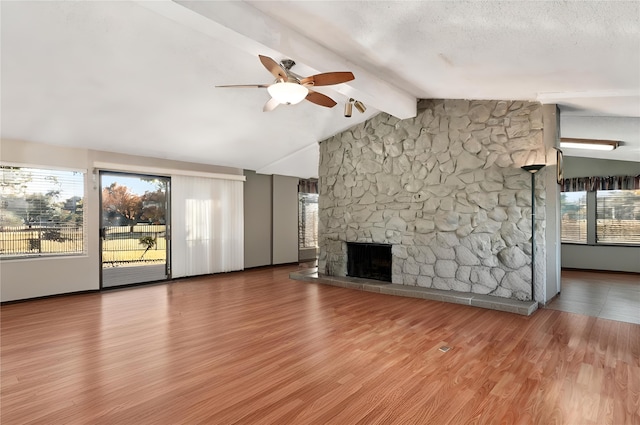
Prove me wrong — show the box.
[2,1,639,179]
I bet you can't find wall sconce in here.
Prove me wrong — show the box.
[560,138,619,151]
[345,98,366,117]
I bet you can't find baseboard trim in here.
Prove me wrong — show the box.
[561,267,640,275]
[1,289,100,305]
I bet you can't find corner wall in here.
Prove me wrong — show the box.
[243,171,302,268]
[318,99,554,302]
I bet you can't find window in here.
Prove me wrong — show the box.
[0,165,85,258]
[561,191,587,243]
[596,190,640,244]
[299,193,318,249]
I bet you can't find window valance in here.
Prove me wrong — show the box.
[299,179,318,194]
[561,175,640,192]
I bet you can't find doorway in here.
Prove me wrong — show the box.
[100,172,170,288]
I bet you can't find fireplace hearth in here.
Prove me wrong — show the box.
[347,242,392,282]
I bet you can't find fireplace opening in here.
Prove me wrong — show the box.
[347,242,392,282]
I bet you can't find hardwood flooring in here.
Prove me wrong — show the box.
[2,265,639,424]
[547,270,640,325]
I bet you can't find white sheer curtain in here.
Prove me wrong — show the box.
[171,175,244,278]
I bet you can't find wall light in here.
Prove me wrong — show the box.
[267,82,309,105]
[560,138,619,151]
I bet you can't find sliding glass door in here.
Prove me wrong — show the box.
[100,172,170,288]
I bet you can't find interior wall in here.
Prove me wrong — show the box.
[563,157,640,178]
[561,156,640,272]
[542,105,561,303]
[562,244,640,273]
[0,139,243,302]
[244,170,272,268]
[272,174,299,264]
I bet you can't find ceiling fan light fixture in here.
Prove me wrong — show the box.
[560,138,619,151]
[267,82,309,105]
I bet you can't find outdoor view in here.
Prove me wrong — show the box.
[560,192,587,243]
[596,190,640,244]
[101,174,168,267]
[0,166,85,257]
[298,193,318,249]
[561,189,640,244]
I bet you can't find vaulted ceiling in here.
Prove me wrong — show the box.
[2,1,639,178]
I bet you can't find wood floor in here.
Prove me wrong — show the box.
[2,265,639,424]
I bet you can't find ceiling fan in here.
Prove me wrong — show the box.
[216,55,355,112]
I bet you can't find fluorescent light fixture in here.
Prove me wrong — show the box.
[267,82,308,105]
[560,138,619,151]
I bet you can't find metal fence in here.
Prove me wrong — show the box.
[0,224,84,256]
[102,224,167,265]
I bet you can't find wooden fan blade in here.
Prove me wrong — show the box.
[259,55,288,81]
[300,72,354,86]
[216,84,269,88]
[305,90,337,108]
[263,97,280,112]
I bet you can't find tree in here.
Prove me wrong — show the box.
[102,183,142,225]
[0,167,31,197]
[140,189,166,224]
[138,235,157,259]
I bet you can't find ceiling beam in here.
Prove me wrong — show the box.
[138,0,416,119]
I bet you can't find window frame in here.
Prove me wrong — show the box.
[561,188,640,248]
[298,192,319,250]
[595,189,640,246]
[0,163,87,260]
[560,191,588,244]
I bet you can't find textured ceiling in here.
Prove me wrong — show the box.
[1,1,639,178]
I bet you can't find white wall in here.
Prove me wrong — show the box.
[543,105,561,303]
[0,139,242,302]
[272,174,299,264]
[562,244,640,273]
[560,156,640,272]
[563,157,640,178]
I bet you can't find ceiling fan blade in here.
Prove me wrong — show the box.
[263,97,280,112]
[259,55,288,81]
[216,84,269,88]
[300,72,355,86]
[305,90,337,108]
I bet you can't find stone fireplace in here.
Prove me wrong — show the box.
[347,242,392,282]
[318,99,553,302]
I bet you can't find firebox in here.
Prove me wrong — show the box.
[347,242,392,282]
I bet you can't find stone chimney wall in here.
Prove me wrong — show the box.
[318,99,547,301]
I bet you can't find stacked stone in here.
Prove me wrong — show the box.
[318,99,546,301]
